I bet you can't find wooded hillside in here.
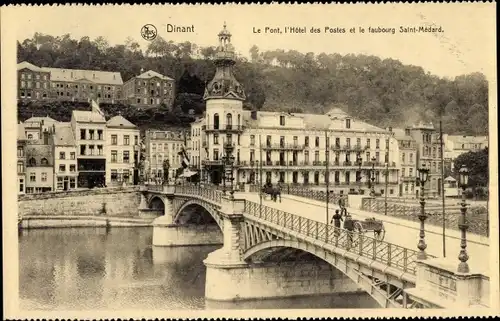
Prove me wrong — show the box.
[17,33,489,134]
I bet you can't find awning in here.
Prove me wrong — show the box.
[180,170,198,178]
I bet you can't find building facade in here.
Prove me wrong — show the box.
[405,123,444,197]
[17,62,123,103]
[122,69,175,108]
[24,131,55,194]
[17,61,51,101]
[105,115,141,186]
[71,110,107,188]
[195,24,400,195]
[17,130,27,194]
[144,130,185,181]
[53,123,78,191]
[393,128,418,197]
[443,134,489,172]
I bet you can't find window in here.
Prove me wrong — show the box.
[80,145,86,155]
[70,165,76,172]
[226,113,233,126]
[111,135,117,145]
[59,165,65,172]
[356,138,361,147]
[402,153,406,163]
[213,149,219,160]
[293,136,298,146]
[280,115,285,126]
[345,171,350,183]
[41,172,47,182]
[376,139,380,149]
[17,146,24,157]
[213,113,219,129]
[30,172,36,182]
[80,129,86,140]
[346,138,351,147]
[97,145,103,155]
[59,152,65,159]
[111,170,118,181]
[134,135,138,145]
[402,168,406,177]
[19,179,24,193]
[97,130,103,140]
[214,134,219,145]
[346,118,351,129]
[40,158,49,165]
[250,150,255,162]
[89,130,95,140]
[375,152,380,162]
[123,151,130,163]
[250,135,255,146]
[314,151,319,162]
[366,138,371,148]
[315,137,319,147]
[17,162,24,173]
[266,135,272,147]
[124,135,130,145]
[70,152,75,160]
[123,169,130,182]
[70,178,76,188]
[111,151,117,163]
[305,137,309,147]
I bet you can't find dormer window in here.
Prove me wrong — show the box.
[280,115,285,126]
[346,118,351,129]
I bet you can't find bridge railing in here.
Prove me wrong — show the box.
[145,184,163,192]
[244,200,423,274]
[173,185,223,204]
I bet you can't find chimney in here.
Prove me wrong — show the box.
[251,110,257,120]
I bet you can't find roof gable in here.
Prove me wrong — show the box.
[106,115,137,128]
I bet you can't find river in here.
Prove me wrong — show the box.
[19,227,378,310]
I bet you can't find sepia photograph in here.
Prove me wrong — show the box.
[1,2,498,319]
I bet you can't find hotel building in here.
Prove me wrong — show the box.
[17,61,51,101]
[106,115,141,186]
[194,24,400,195]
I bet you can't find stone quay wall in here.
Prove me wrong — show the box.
[18,187,141,217]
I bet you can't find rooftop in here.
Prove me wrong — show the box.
[392,128,415,141]
[17,61,47,73]
[447,135,488,145]
[106,115,137,129]
[72,110,106,123]
[53,123,75,146]
[25,116,59,125]
[133,70,174,81]
[242,110,387,133]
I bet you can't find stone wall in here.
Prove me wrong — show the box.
[18,187,141,217]
[205,260,362,301]
[152,224,223,246]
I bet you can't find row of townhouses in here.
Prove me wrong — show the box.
[17,62,176,108]
[186,24,488,198]
[17,105,141,194]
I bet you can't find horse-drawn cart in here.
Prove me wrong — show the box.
[343,216,386,241]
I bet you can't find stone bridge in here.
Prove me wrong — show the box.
[140,185,491,309]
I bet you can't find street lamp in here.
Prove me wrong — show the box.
[370,156,376,196]
[457,165,470,273]
[417,163,430,260]
[224,141,236,199]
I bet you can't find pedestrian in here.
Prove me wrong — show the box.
[331,209,343,230]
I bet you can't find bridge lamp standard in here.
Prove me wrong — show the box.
[457,165,470,273]
[223,141,236,200]
[356,154,363,193]
[417,163,430,260]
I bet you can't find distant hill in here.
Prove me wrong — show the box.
[17,33,489,135]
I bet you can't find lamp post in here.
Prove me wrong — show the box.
[457,165,470,273]
[223,141,236,199]
[417,163,430,260]
[370,156,376,196]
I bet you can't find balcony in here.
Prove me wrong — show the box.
[261,143,305,151]
[202,159,224,166]
[401,176,417,182]
[202,124,244,133]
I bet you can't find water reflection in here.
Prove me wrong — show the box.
[19,227,377,310]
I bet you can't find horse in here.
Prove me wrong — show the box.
[261,184,282,202]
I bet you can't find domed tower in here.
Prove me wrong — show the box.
[202,22,245,185]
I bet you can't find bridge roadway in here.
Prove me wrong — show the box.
[235,192,490,276]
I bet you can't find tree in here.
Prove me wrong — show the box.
[249,45,260,62]
[453,148,489,195]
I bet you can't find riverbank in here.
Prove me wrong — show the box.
[19,215,155,229]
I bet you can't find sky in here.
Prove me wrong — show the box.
[4,3,497,80]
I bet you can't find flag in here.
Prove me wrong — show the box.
[178,145,190,168]
[91,100,105,118]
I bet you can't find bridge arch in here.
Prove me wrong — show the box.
[173,199,223,231]
[242,239,411,308]
[148,195,166,211]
